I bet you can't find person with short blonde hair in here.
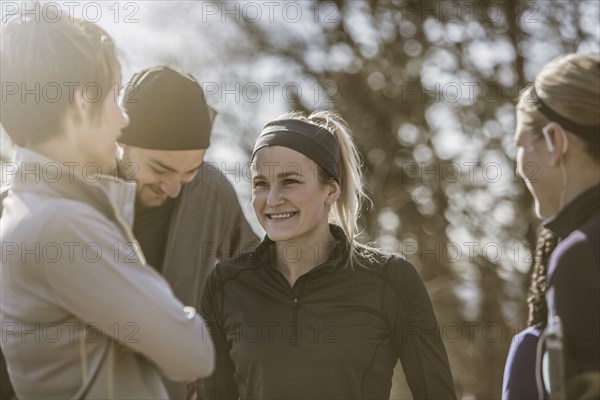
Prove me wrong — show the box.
[503,53,600,399]
[198,111,456,399]
[1,13,119,148]
[0,12,214,398]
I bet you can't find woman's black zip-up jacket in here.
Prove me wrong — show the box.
[198,225,456,400]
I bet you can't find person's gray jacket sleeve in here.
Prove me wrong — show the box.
[39,204,215,381]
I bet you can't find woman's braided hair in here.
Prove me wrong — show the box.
[526,228,559,328]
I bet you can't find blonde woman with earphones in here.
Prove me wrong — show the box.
[503,53,600,399]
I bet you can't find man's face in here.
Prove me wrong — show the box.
[119,146,206,207]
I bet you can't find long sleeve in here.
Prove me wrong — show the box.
[547,231,600,398]
[40,206,215,382]
[548,237,600,373]
[197,266,240,400]
[502,327,543,400]
[385,257,457,399]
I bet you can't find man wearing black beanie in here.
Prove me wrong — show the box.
[116,66,259,398]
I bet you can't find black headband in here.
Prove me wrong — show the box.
[252,119,341,183]
[531,85,599,142]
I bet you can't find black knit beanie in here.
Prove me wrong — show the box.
[118,66,215,150]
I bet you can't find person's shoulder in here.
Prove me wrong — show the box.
[47,196,114,227]
[196,162,235,187]
[503,326,543,400]
[354,245,420,282]
[577,208,600,240]
[551,212,599,275]
[555,230,598,260]
[183,161,238,198]
[505,326,543,370]
[355,244,411,266]
[4,190,104,233]
[511,326,543,346]
[214,249,263,278]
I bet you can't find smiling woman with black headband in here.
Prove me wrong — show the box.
[197,111,456,399]
[503,53,600,399]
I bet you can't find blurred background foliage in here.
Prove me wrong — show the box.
[1,1,599,398]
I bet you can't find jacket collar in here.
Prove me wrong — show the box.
[11,147,137,228]
[254,224,350,272]
[543,183,600,239]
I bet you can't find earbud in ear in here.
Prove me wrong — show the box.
[542,128,555,152]
[561,131,568,154]
[542,122,568,155]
